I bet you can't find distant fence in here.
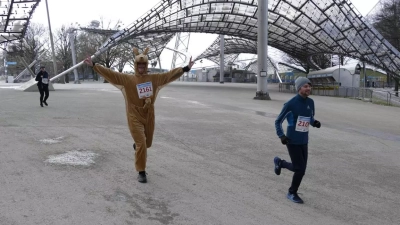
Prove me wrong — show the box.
[278,83,400,107]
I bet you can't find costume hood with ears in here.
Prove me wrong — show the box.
[133,47,150,75]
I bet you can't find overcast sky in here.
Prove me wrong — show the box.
[30,0,380,70]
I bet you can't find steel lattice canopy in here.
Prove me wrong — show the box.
[244,58,276,75]
[244,57,279,75]
[198,52,240,66]
[81,27,174,60]
[80,27,119,36]
[244,58,307,75]
[124,33,175,60]
[102,0,400,78]
[194,35,306,72]
[195,35,258,61]
[0,0,40,44]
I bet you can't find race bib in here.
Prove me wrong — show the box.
[42,78,49,84]
[295,116,310,132]
[136,82,153,99]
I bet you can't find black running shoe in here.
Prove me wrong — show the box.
[274,157,282,175]
[137,171,147,183]
[43,101,48,106]
[287,192,304,204]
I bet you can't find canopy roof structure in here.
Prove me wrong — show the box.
[81,27,174,61]
[244,58,279,75]
[100,0,400,79]
[194,35,306,72]
[197,53,240,66]
[194,35,288,77]
[0,0,40,44]
[195,35,257,62]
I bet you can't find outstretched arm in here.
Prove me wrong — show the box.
[157,57,195,86]
[84,57,128,86]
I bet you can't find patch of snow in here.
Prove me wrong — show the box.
[39,136,64,144]
[45,150,98,166]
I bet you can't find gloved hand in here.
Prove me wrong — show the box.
[313,120,321,128]
[280,135,290,145]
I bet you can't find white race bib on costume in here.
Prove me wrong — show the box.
[295,116,310,132]
[136,82,153,99]
[42,78,49,84]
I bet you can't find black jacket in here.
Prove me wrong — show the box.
[35,71,49,86]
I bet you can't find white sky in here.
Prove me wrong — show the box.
[30,0,380,70]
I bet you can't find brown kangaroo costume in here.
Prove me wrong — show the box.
[88,47,192,183]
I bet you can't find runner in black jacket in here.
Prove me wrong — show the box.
[35,66,50,107]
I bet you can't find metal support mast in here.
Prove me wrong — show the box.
[45,0,59,82]
[67,28,80,84]
[219,35,225,84]
[254,0,271,100]
[171,33,191,81]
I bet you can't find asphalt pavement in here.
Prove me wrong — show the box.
[0,81,399,225]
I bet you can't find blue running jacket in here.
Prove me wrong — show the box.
[275,94,316,145]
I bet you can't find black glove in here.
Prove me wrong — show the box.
[280,135,290,145]
[183,66,190,72]
[313,120,321,128]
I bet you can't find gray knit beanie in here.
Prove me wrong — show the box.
[295,77,311,92]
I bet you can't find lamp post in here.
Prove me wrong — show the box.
[45,0,59,82]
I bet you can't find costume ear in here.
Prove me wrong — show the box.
[133,48,140,56]
[143,47,150,55]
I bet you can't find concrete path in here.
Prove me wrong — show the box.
[0,81,399,225]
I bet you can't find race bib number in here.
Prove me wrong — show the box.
[295,116,310,132]
[42,78,49,84]
[136,82,153,99]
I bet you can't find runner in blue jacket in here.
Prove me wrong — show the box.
[274,77,321,204]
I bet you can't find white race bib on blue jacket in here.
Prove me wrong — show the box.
[295,116,310,132]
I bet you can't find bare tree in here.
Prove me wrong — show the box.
[54,25,73,83]
[76,31,98,80]
[311,54,332,70]
[125,47,136,70]
[282,54,310,73]
[373,0,400,95]
[330,55,353,66]
[22,23,47,73]
[0,51,6,77]
[75,18,135,80]
[93,18,124,68]
[114,43,134,72]
[83,18,126,82]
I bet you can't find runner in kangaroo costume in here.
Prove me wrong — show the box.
[84,47,194,183]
